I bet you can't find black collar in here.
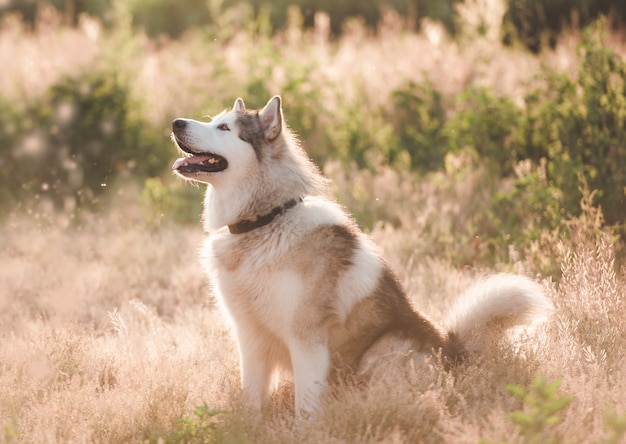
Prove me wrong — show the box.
[228,196,303,234]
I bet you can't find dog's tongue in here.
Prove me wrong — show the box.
[172,155,212,170]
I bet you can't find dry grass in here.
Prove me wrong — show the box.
[0,204,238,442]
[1,190,625,443]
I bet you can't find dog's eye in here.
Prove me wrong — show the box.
[217,123,230,131]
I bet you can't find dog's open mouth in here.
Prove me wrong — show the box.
[172,135,228,174]
[172,154,228,173]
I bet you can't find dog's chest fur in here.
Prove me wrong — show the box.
[202,228,303,332]
[200,197,383,342]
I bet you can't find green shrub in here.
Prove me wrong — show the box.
[128,0,214,38]
[387,80,448,172]
[494,163,563,232]
[324,87,393,170]
[518,18,626,227]
[0,0,110,26]
[504,0,626,52]
[6,69,171,211]
[480,375,572,444]
[0,100,24,211]
[142,177,204,226]
[279,61,328,163]
[156,404,227,443]
[445,87,521,176]
[604,411,626,444]
[506,375,572,444]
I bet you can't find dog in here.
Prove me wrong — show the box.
[171,96,552,418]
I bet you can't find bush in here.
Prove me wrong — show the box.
[142,177,204,226]
[128,0,214,38]
[0,100,24,210]
[445,87,521,176]
[518,18,626,227]
[386,80,448,172]
[504,0,626,52]
[159,404,227,443]
[4,69,171,211]
[323,87,393,171]
[361,19,625,268]
[487,375,572,444]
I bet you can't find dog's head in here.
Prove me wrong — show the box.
[171,96,283,185]
[172,95,327,230]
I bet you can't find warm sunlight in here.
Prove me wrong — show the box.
[1,1,625,442]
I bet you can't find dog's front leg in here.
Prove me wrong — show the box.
[237,329,273,409]
[288,340,330,419]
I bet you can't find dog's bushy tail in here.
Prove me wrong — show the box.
[444,274,552,353]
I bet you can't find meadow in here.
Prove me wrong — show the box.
[1,1,626,442]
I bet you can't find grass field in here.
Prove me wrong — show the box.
[1,2,626,442]
[1,191,625,443]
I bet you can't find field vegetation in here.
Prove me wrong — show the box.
[1,0,625,442]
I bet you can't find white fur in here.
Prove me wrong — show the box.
[201,226,332,416]
[299,196,350,226]
[444,273,552,351]
[173,112,261,230]
[173,96,552,419]
[206,250,308,404]
[335,235,382,322]
[289,341,330,417]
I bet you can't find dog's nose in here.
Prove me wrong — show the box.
[172,119,187,130]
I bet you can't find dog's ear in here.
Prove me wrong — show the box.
[234,98,245,113]
[259,96,282,141]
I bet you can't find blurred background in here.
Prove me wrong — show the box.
[0,0,625,271]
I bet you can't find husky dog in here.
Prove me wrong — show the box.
[171,96,551,417]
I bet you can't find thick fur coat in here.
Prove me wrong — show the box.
[171,96,552,417]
